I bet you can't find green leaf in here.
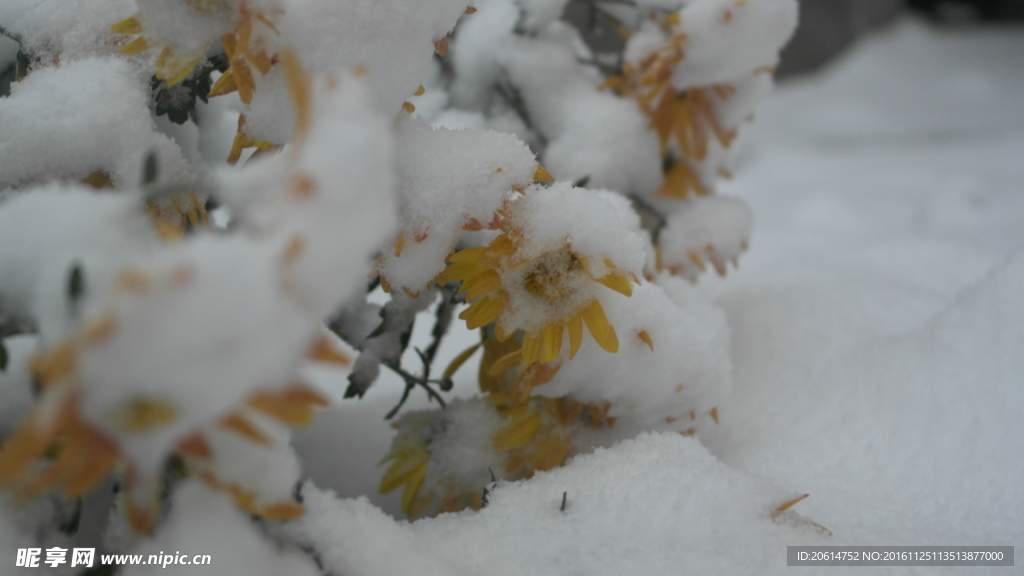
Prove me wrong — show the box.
[68,263,85,302]
[143,151,159,185]
[67,263,86,319]
[15,49,29,81]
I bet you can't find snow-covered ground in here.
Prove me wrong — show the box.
[291,18,1024,574]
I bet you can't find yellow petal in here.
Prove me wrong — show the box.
[81,170,113,189]
[460,296,504,330]
[63,433,119,497]
[447,246,488,264]
[443,342,482,380]
[539,323,563,364]
[280,49,311,139]
[221,34,237,60]
[233,59,255,104]
[637,329,654,351]
[462,270,501,301]
[176,432,212,459]
[379,454,427,494]
[581,299,618,353]
[219,413,270,445]
[772,494,809,518]
[110,16,142,34]
[161,53,204,87]
[530,434,572,472]
[248,50,272,75]
[533,165,555,182]
[305,333,351,367]
[520,332,542,364]
[434,37,448,57]
[440,262,482,283]
[247,392,316,426]
[493,409,542,451]
[406,491,433,519]
[597,273,633,296]
[208,68,238,98]
[486,349,522,378]
[107,397,179,433]
[80,314,118,344]
[261,501,306,521]
[689,251,707,272]
[567,314,583,359]
[123,493,157,534]
[118,37,150,55]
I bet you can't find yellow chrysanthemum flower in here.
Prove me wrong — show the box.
[378,390,620,518]
[601,19,740,199]
[440,225,638,368]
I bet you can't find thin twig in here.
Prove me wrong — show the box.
[629,193,668,243]
[421,283,458,379]
[495,79,549,148]
[383,360,447,420]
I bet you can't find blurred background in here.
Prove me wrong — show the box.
[778,0,1024,77]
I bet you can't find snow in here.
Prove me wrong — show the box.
[288,433,830,576]
[668,0,798,91]
[659,194,753,280]
[0,57,191,190]
[375,117,538,292]
[0,0,135,64]
[278,0,470,117]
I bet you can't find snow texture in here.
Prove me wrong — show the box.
[0,58,191,190]
[669,0,798,91]
[287,433,829,576]
[375,117,538,291]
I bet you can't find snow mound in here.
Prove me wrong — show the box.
[287,432,829,576]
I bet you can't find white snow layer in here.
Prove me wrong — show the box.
[0,57,191,190]
[287,433,829,576]
[669,0,798,91]
[375,117,538,291]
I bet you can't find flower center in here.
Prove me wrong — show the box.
[522,252,581,302]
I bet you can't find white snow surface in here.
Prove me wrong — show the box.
[669,0,798,91]
[0,57,192,190]
[376,117,537,291]
[289,18,1024,575]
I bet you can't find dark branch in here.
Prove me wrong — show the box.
[629,193,668,243]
